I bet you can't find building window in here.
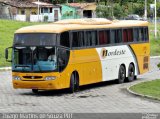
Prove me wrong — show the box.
[21,9,25,15]
[50,8,52,13]
[44,8,48,13]
[41,8,43,13]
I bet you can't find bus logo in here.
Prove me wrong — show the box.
[101,48,108,59]
[100,48,126,59]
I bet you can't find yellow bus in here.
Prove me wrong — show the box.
[5,18,150,93]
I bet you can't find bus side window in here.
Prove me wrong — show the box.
[133,28,139,42]
[106,30,110,44]
[123,29,127,42]
[115,29,122,43]
[128,29,133,42]
[98,30,108,45]
[58,48,70,72]
[60,32,70,47]
[85,31,97,47]
[123,29,133,43]
[72,31,85,48]
[140,28,145,41]
[78,31,84,47]
[72,32,78,47]
[144,27,149,41]
[91,31,97,46]
[110,30,116,44]
[138,28,143,41]
[86,31,92,46]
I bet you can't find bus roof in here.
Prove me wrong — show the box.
[15,18,149,34]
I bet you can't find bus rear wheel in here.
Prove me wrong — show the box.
[32,89,38,94]
[69,73,79,93]
[127,63,135,82]
[117,65,126,84]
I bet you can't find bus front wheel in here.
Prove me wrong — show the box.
[69,73,79,93]
[117,65,126,84]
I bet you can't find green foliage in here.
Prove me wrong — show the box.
[44,16,49,22]
[157,2,160,17]
[130,79,160,100]
[157,63,160,68]
[132,4,144,16]
[96,5,112,19]
[113,4,125,19]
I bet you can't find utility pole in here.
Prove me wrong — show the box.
[144,0,147,20]
[38,0,40,22]
[155,0,157,39]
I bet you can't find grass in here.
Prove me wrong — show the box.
[0,19,42,67]
[130,79,160,100]
[0,20,160,67]
[149,22,160,56]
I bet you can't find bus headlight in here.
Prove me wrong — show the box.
[45,76,56,80]
[13,76,21,80]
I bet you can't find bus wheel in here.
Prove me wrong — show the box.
[127,63,135,82]
[69,73,79,93]
[117,65,126,84]
[32,89,38,94]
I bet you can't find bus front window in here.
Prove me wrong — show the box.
[13,47,57,72]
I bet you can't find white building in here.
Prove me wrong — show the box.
[15,1,61,22]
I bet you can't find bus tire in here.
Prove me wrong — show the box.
[32,89,38,94]
[69,73,79,93]
[127,63,135,82]
[117,65,126,84]
[134,76,137,80]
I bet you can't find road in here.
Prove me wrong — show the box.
[0,58,160,113]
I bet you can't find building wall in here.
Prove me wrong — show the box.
[0,3,16,19]
[16,7,61,22]
[61,5,80,19]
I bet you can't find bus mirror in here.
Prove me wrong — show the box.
[5,49,8,59]
[5,47,12,62]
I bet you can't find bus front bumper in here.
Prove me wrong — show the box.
[13,80,64,90]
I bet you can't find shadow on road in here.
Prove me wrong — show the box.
[19,79,140,97]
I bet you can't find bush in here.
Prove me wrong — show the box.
[44,16,48,22]
[113,4,125,19]
[96,5,112,19]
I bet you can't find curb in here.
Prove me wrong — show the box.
[127,80,160,101]
[0,67,11,71]
[150,56,160,59]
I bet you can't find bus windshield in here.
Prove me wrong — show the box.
[13,46,57,72]
[14,33,56,46]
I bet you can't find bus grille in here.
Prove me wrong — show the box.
[23,76,43,79]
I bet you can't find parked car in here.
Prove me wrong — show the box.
[125,14,143,20]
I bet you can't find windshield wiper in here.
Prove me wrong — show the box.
[15,65,30,68]
[15,65,31,71]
